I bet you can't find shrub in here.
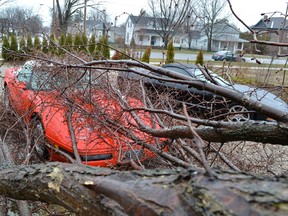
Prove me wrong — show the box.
[73,32,82,52]
[65,33,73,51]
[88,34,96,54]
[81,33,88,52]
[2,36,10,61]
[19,36,26,60]
[58,33,65,55]
[48,34,56,55]
[165,39,174,64]
[10,34,18,60]
[99,34,110,59]
[195,50,204,66]
[141,46,151,63]
[42,37,49,54]
[34,35,41,51]
[26,33,33,54]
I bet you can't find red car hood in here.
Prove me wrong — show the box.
[39,89,159,155]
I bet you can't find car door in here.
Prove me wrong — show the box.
[226,51,236,61]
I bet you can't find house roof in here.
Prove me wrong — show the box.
[252,17,288,30]
[128,15,167,26]
[213,22,240,34]
[213,35,248,43]
[129,15,153,25]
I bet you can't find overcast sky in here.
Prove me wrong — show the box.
[14,0,288,30]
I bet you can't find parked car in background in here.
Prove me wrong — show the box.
[118,63,288,121]
[3,61,165,167]
[212,50,245,62]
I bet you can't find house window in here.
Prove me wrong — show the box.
[151,36,156,45]
[174,37,180,44]
[237,43,242,50]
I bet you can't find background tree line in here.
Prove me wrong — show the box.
[1,32,110,61]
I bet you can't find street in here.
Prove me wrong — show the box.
[150,52,288,65]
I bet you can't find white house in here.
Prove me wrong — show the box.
[125,15,163,47]
[125,15,200,48]
[211,22,247,52]
[125,15,247,51]
[68,19,116,43]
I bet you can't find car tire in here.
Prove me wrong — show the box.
[30,117,49,160]
[226,104,252,122]
[3,85,10,109]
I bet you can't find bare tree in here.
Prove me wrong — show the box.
[55,0,83,35]
[55,0,101,35]
[0,6,43,36]
[181,12,200,49]
[148,0,195,48]
[196,0,230,51]
[0,0,13,7]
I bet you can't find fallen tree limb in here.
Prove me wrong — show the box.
[0,162,287,215]
[196,122,288,145]
[136,121,288,145]
[0,138,32,216]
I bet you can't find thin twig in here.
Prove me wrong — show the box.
[182,103,215,178]
[67,104,82,164]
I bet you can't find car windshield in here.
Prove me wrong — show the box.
[17,62,100,91]
[192,68,232,87]
[163,65,232,87]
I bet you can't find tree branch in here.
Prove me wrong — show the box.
[0,162,287,215]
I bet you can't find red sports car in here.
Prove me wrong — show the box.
[3,61,165,167]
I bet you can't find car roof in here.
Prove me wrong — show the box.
[215,50,233,54]
[162,63,198,69]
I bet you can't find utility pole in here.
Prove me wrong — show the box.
[83,0,87,34]
[52,0,57,35]
[278,2,288,55]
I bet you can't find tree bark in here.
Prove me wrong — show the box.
[0,162,287,216]
[0,138,32,216]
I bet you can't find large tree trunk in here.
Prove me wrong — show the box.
[0,162,287,215]
[0,138,32,216]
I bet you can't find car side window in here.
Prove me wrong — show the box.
[226,51,232,56]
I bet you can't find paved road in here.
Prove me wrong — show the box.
[150,52,288,65]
